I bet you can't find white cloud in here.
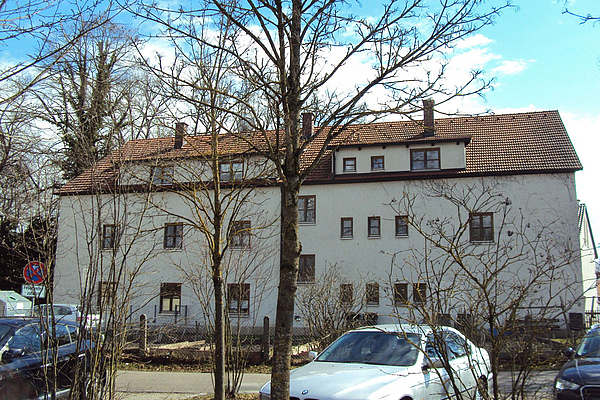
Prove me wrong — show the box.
[490,59,534,76]
[455,34,493,49]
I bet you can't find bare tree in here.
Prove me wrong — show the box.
[386,178,583,399]
[131,0,513,397]
[296,263,368,349]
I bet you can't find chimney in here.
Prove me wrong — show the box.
[174,122,187,149]
[423,99,435,137]
[301,113,313,140]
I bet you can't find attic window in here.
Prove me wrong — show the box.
[371,156,384,171]
[150,166,174,185]
[220,161,244,181]
[410,149,440,171]
[343,158,356,173]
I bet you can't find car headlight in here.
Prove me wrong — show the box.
[556,378,580,391]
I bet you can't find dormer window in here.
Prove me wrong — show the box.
[411,148,440,170]
[343,158,356,173]
[220,161,244,181]
[150,165,174,185]
[371,156,384,171]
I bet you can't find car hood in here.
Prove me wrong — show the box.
[263,361,418,400]
[559,358,600,386]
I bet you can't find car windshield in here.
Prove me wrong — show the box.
[576,330,600,358]
[316,331,421,366]
[0,323,13,344]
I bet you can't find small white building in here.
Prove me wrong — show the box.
[53,108,597,331]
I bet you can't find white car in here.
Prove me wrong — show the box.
[33,303,101,329]
[260,324,491,400]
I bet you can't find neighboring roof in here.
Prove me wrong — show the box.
[579,203,598,259]
[58,110,582,195]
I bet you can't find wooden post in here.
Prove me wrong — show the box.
[262,315,270,362]
[139,314,147,352]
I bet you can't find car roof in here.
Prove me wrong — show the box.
[0,317,39,327]
[349,324,456,335]
[0,316,79,328]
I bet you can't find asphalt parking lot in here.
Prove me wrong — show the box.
[115,370,558,400]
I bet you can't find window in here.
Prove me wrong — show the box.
[98,281,117,308]
[470,212,493,242]
[102,224,116,249]
[298,255,315,284]
[160,283,182,313]
[220,161,244,181]
[394,283,408,305]
[413,283,427,304]
[298,196,316,224]
[230,220,251,248]
[340,283,353,305]
[227,283,250,315]
[341,218,353,238]
[164,223,183,249]
[150,165,174,185]
[343,157,356,172]
[371,156,384,171]
[395,215,408,237]
[366,283,379,306]
[368,216,381,237]
[411,148,440,170]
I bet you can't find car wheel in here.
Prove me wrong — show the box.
[475,376,489,400]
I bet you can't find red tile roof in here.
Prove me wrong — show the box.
[57,110,582,194]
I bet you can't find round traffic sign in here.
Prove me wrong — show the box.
[23,261,47,284]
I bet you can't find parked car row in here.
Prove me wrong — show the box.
[0,317,105,399]
[258,323,600,400]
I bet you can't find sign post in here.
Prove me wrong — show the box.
[23,261,47,285]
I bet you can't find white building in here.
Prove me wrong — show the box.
[54,108,597,330]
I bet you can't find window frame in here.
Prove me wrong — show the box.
[366,283,379,306]
[413,282,427,304]
[341,217,354,239]
[98,281,117,309]
[371,155,384,171]
[368,216,381,238]
[395,215,409,237]
[298,195,316,224]
[101,224,117,250]
[469,212,494,242]
[164,223,184,249]
[394,283,408,306]
[219,161,244,181]
[410,148,440,171]
[298,254,316,284]
[227,283,250,316]
[340,283,354,306]
[159,283,182,313]
[150,165,174,185]
[230,220,251,249]
[343,157,357,173]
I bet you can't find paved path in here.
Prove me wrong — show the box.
[115,371,269,400]
[115,370,558,400]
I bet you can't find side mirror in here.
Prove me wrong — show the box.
[562,347,575,358]
[2,347,25,363]
[308,351,318,361]
[422,357,445,371]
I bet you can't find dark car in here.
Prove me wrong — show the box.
[554,324,600,400]
[0,317,103,399]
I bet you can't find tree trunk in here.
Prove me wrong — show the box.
[271,180,301,400]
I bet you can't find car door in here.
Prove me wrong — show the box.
[443,331,476,397]
[4,323,45,398]
[422,334,452,399]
